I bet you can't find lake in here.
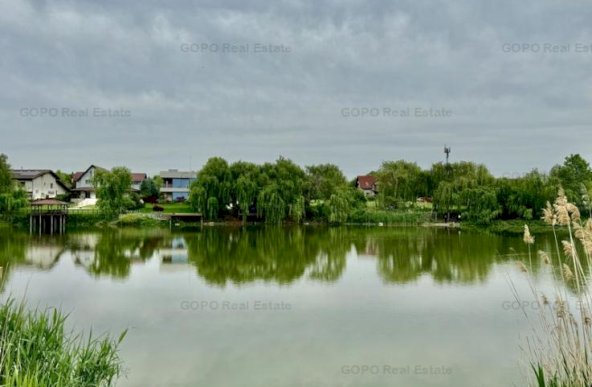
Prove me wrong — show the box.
[0,226,571,386]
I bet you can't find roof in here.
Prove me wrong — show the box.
[131,173,147,183]
[357,175,376,190]
[11,169,52,180]
[11,170,70,191]
[72,165,107,183]
[72,171,83,182]
[160,170,196,179]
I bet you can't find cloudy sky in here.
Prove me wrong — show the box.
[1,0,591,178]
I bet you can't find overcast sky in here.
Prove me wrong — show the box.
[1,0,591,178]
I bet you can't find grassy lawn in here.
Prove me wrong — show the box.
[140,202,194,213]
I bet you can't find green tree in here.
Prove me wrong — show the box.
[92,167,133,218]
[229,161,260,222]
[0,154,12,195]
[327,189,352,224]
[189,157,231,220]
[305,164,348,201]
[550,154,592,208]
[140,177,160,198]
[376,160,423,208]
[55,170,73,189]
[0,154,28,219]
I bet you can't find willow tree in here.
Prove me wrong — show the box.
[189,157,232,220]
[327,189,351,224]
[376,160,423,209]
[257,184,286,223]
[92,167,133,219]
[304,163,348,201]
[0,154,28,220]
[230,161,260,222]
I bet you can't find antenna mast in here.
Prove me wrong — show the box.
[444,145,451,164]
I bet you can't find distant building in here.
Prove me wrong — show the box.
[131,173,147,192]
[356,175,377,197]
[11,170,69,200]
[71,165,107,200]
[159,170,196,202]
[72,166,147,199]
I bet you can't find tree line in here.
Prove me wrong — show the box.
[186,154,592,225]
[1,153,591,225]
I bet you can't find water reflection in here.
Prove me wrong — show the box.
[0,227,564,287]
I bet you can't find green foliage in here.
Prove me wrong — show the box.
[0,299,126,386]
[257,184,286,223]
[496,170,554,220]
[347,208,431,225]
[0,188,28,219]
[376,160,423,208]
[0,154,12,195]
[305,164,348,201]
[54,170,72,189]
[550,154,592,209]
[139,177,161,198]
[327,188,363,224]
[0,155,28,219]
[460,186,500,225]
[92,167,133,219]
[189,157,231,219]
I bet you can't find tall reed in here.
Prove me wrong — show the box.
[0,298,126,387]
[515,189,592,386]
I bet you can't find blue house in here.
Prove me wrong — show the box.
[159,170,196,202]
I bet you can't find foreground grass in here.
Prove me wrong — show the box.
[0,299,126,387]
[514,191,592,386]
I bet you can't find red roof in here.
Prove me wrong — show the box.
[72,171,83,182]
[131,173,147,183]
[357,175,376,190]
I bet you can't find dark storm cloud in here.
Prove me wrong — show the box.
[1,0,591,176]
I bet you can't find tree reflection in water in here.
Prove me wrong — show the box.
[0,227,570,288]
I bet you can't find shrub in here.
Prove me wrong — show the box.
[0,299,126,386]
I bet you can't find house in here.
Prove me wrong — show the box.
[71,166,147,200]
[356,175,377,197]
[131,173,147,192]
[71,165,106,200]
[159,170,196,202]
[11,170,70,200]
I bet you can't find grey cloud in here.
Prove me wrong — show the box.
[1,0,590,177]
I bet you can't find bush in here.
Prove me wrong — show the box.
[0,298,126,386]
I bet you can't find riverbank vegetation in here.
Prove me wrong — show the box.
[184,154,592,225]
[0,298,126,386]
[2,153,591,227]
[515,190,592,386]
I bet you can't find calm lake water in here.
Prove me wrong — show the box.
[0,226,573,386]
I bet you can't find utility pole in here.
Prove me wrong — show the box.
[444,145,451,164]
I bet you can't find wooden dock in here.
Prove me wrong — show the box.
[162,213,203,229]
[30,199,68,235]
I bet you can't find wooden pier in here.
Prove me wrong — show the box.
[30,199,68,235]
[163,213,203,229]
